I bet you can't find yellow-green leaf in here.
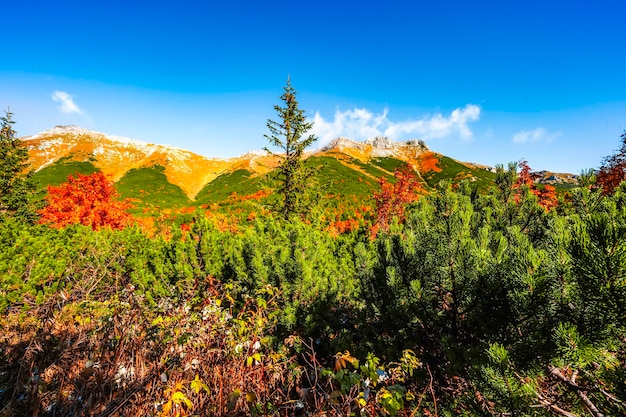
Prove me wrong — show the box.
[190,374,209,394]
[171,391,193,409]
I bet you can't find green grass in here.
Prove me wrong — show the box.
[307,156,381,197]
[31,159,99,189]
[116,165,191,212]
[370,157,407,173]
[195,169,270,207]
[553,182,578,192]
[422,155,496,189]
[194,158,385,218]
[350,159,397,181]
[29,153,505,217]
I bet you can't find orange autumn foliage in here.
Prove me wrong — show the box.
[239,189,271,201]
[178,206,197,214]
[513,161,558,211]
[596,132,626,194]
[204,210,239,233]
[418,151,442,173]
[596,166,625,195]
[134,216,156,237]
[39,172,133,230]
[373,164,422,231]
[536,185,558,211]
[227,190,272,203]
[327,218,360,236]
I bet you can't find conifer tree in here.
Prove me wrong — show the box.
[264,78,317,219]
[0,109,37,223]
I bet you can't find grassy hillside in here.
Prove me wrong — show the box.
[116,165,191,213]
[31,159,99,189]
[29,151,508,217]
[421,154,497,189]
[306,155,383,198]
[192,156,398,220]
[193,155,399,209]
[195,169,269,206]
[370,156,409,173]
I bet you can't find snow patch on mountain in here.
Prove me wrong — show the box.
[25,125,190,157]
[242,150,267,157]
[24,125,96,141]
[35,138,65,150]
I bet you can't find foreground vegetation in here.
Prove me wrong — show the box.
[2,89,626,415]
[1,163,626,416]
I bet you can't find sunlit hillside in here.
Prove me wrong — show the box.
[22,125,578,217]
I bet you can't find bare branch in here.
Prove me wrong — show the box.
[549,366,605,417]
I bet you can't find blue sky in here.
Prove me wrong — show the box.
[1,0,625,173]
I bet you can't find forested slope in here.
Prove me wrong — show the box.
[1,165,625,416]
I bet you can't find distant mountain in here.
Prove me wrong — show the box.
[21,126,574,212]
[23,126,283,199]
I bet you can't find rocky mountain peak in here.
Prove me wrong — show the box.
[323,136,429,154]
[24,125,93,140]
[365,136,394,149]
[322,137,365,151]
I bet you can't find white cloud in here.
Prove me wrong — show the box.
[51,91,83,114]
[512,128,560,144]
[310,104,481,146]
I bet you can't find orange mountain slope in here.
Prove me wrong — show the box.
[23,126,282,200]
[24,126,520,201]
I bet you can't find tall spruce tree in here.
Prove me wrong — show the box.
[0,109,37,223]
[264,78,317,219]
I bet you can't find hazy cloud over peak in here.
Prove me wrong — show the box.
[310,105,481,146]
[51,91,82,114]
[512,128,561,144]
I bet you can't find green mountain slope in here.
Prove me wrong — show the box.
[30,151,503,217]
[28,130,565,219]
[195,169,268,207]
[116,166,191,212]
[421,154,497,189]
[308,155,386,197]
[31,159,99,189]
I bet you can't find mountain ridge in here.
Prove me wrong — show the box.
[22,126,436,200]
[22,126,576,208]
[23,126,282,199]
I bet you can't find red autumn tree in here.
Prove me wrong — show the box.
[373,164,422,232]
[597,131,626,195]
[535,184,558,211]
[515,160,535,188]
[39,172,132,230]
[513,160,558,211]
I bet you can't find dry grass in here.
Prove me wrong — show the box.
[0,275,306,416]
